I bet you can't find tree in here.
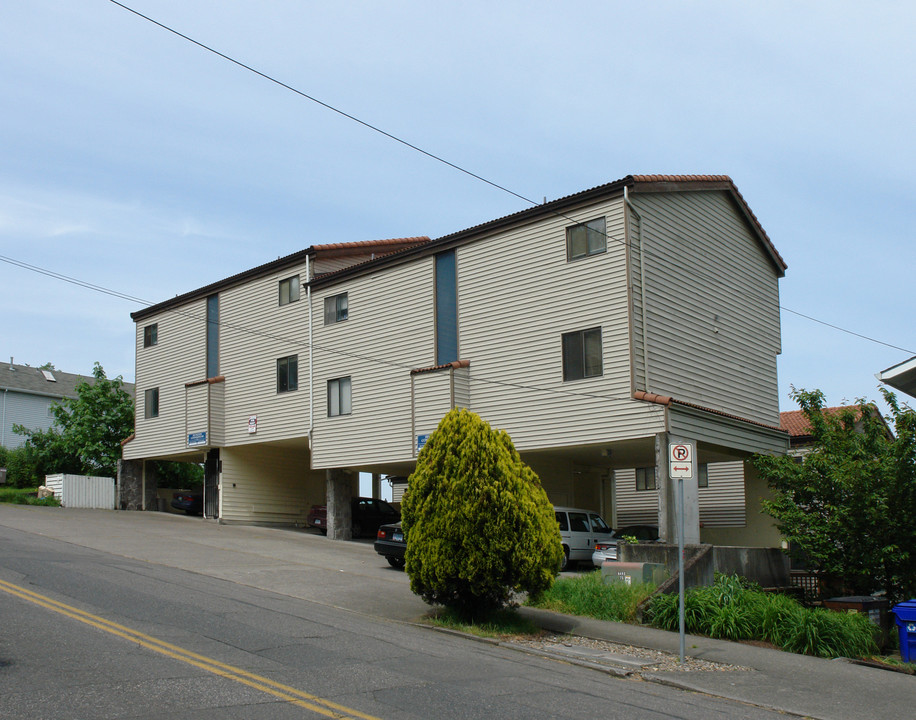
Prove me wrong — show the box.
[14,363,134,480]
[751,388,916,604]
[401,408,563,619]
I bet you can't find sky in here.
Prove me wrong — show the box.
[2,1,914,424]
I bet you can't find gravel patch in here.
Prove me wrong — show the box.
[504,633,751,675]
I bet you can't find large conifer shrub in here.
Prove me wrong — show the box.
[401,408,562,619]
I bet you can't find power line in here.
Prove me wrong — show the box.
[779,306,915,355]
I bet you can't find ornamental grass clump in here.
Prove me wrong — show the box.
[527,570,654,623]
[647,574,878,659]
[401,408,562,620]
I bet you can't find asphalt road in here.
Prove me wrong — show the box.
[0,521,791,720]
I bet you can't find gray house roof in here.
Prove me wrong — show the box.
[0,361,135,400]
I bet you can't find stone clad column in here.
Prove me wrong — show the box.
[326,468,353,540]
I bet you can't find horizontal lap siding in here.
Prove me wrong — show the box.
[458,199,662,449]
[614,468,659,525]
[311,260,435,468]
[220,445,323,524]
[185,383,209,440]
[125,299,208,460]
[3,392,55,449]
[634,191,781,427]
[701,461,746,526]
[413,371,453,443]
[219,262,311,447]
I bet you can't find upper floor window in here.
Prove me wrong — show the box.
[636,466,656,491]
[143,324,158,348]
[206,294,219,378]
[562,327,603,381]
[144,387,160,419]
[277,355,298,393]
[324,293,348,324]
[328,376,352,416]
[566,217,606,261]
[435,250,459,364]
[279,275,300,306]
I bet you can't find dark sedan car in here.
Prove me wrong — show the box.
[171,490,203,515]
[307,497,400,538]
[374,521,406,568]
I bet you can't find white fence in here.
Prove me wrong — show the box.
[44,474,116,510]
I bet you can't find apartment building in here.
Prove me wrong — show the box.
[122,174,788,543]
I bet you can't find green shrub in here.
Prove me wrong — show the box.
[646,574,878,658]
[401,408,562,620]
[0,487,61,506]
[528,571,654,623]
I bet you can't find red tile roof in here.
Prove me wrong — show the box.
[780,406,867,437]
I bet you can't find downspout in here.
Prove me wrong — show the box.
[624,186,651,390]
[306,254,314,450]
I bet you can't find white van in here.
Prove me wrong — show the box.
[553,506,614,570]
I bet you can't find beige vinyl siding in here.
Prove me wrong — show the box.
[627,202,648,392]
[209,381,225,446]
[412,370,454,449]
[311,258,435,468]
[614,468,659,526]
[218,262,310,447]
[125,298,208,460]
[700,461,746,526]
[457,197,664,450]
[631,191,781,426]
[219,444,323,524]
[314,253,378,275]
[185,383,209,441]
[453,365,470,409]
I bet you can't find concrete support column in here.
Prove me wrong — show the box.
[656,433,701,544]
[371,473,381,499]
[326,468,353,540]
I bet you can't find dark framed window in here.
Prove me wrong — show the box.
[698,463,709,488]
[562,327,603,381]
[279,275,300,306]
[206,294,219,378]
[277,355,298,393]
[144,387,160,419]
[636,467,656,491]
[327,376,352,416]
[324,293,348,324]
[435,250,458,364]
[143,324,158,348]
[566,217,606,261]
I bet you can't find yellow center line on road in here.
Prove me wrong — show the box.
[0,578,383,720]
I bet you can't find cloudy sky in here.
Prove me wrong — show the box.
[2,1,914,416]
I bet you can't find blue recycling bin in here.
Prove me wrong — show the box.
[891,600,916,663]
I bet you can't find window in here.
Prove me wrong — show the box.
[562,327,603,381]
[144,388,159,419]
[324,293,348,324]
[698,463,709,488]
[206,294,219,378]
[279,275,300,306]
[435,250,458,364]
[636,467,656,491]
[277,355,298,393]
[566,217,606,261]
[143,324,158,348]
[327,376,351,416]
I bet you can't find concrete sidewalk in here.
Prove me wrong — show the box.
[1,505,911,720]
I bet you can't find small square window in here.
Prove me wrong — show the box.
[636,467,656,491]
[328,376,352,416]
[279,276,300,306]
[144,388,159,419]
[566,217,606,261]
[277,355,298,393]
[143,324,158,348]
[324,293,348,324]
[562,327,603,381]
[698,463,709,488]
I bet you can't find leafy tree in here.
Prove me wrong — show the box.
[401,408,563,619]
[751,388,916,604]
[14,363,134,480]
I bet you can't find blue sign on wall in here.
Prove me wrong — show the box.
[416,434,429,452]
[188,431,207,447]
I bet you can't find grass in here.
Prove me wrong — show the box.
[526,570,655,623]
[428,606,544,639]
[0,487,61,507]
[647,574,878,659]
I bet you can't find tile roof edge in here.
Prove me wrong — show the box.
[633,391,786,434]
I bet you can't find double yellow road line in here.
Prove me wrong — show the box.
[0,578,382,719]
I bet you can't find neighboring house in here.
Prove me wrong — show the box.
[0,361,135,450]
[781,404,892,456]
[123,174,789,543]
